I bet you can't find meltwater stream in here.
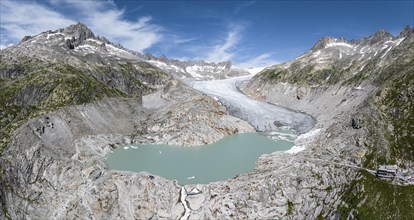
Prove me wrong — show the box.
[107,133,294,185]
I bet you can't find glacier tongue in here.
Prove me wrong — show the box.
[191,75,315,133]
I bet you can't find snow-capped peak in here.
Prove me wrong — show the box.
[146,56,250,80]
[13,23,140,61]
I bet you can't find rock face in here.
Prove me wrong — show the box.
[63,22,96,49]
[1,23,413,220]
[0,23,171,151]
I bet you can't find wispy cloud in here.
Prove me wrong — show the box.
[202,24,277,68]
[0,1,75,48]
[206,25,242,62]
[54,0,162,52]
[237,53,279,69]
[234,1,255,14]
[198,24,278,68]
[152,34,198,55]
[0,0,163,52]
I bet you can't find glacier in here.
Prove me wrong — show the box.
[190,75,315,133]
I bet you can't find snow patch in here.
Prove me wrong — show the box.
[384,38,405,47]
[245,67,265,74]
[186,65,210,79]
[381,46,393,59]
[148,60,187,74]
[394,37,405,46]
[286,129,321,154]
[315,57,328,64]
[359,46,367,53]
[46,33,63,40]
[380,45,388,50]
[325,42,354,49]
[171,65,186,73]
[106,44,134,57]
[86,38,103,44]
[75,44,97,53]
[285,145,307,154]
[313,50,321,57]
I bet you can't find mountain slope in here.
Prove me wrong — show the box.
[243,26,414,218]
[0,23,171,152]
[258,28,408,86]
[245,26,414,164]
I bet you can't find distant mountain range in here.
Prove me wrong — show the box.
[2,22,249,81]
[144,54,250,80]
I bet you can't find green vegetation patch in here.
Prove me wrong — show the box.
[0,58,128,153]
[374,59,414,162]
[287,200,294,215]
[339,170,414,220]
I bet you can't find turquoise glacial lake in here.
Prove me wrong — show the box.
[106,133,293,185]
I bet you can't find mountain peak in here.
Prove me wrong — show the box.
[63,22,95,49]
[311,36,347,50]
[400,25,414,37]
[63,22,93,35]
[218,61,233,69]
[363,29,393,45]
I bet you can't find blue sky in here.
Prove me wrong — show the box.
[1,0,413,68]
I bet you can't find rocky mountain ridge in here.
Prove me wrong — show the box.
[5,22,249,81]
[258,26,411,86]
[144,54,250,80]
[8,23,140,62]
